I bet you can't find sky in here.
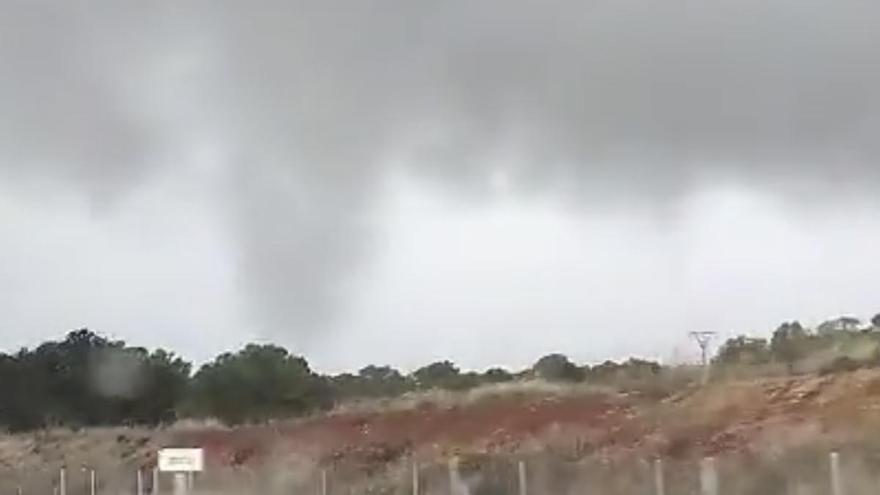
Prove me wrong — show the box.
[2,1,880,372]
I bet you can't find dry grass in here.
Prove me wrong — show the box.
[7,368,880,494]
[329,365,705,418]
[327,380,617,417]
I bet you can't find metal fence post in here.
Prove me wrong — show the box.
[172,473,187,495]
[137,469,144,495]
[518,460,527,495]
[152,468,159,495]
[654,459,665,495]
[59,467,66,495]
[448,457,459,495]
[700,457,718,495]
[320,469,328,495]
[90,469,96,495]
[412,461,420,495]
[830,452,842,495]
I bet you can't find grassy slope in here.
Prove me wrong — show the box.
[4,370,880,492]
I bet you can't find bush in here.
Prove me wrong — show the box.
[532,354,583,382]
[819,356,862,376]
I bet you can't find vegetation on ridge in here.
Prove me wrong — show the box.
[1,312,879,431]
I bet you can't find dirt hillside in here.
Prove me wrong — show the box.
[173,370,880,468]
[4,370,880,484]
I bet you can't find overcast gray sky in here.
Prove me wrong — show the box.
[2,1,880,372]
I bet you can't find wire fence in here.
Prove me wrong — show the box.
[2,450,879,495]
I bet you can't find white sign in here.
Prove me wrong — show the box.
[158,448,204,472]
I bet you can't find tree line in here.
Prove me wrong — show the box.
[714,314,880,374]
[1,314,877,432]
[0,329,660,431]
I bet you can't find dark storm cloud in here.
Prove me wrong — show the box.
[3,0,880,336]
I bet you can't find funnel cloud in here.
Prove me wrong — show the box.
[2,1,880,367]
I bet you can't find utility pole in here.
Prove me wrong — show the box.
[690,331,716,384]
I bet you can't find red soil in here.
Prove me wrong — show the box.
[176,393,639,467]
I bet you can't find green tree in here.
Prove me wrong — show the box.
[582,359,661,383]
[532,354,583,382]
[620,358,662,377]
[328,372,360,400]
[0,351,42,431]
[0,329,193,431]
[586,360,621,381]
[770,321,808,373]
[412,361,460,390]
[449,371,482,391]
[817,316,861,335]
[356,365,412,397]
[483,367,513,383]
[715,336,771,365]
[191,344,328,425]
[135,349,192,424]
